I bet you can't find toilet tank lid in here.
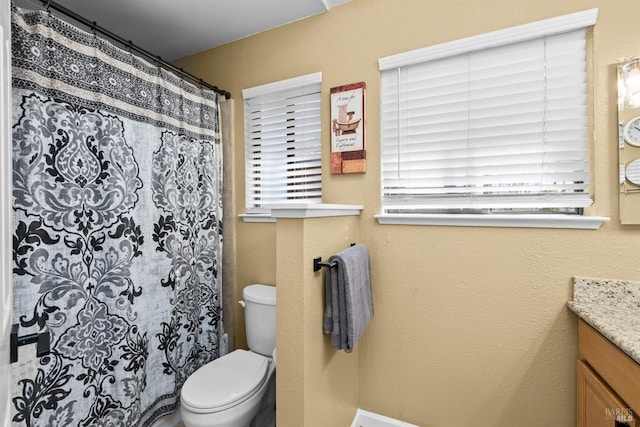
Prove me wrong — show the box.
[243,284,276,305]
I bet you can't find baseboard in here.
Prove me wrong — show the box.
[351,408,419,427]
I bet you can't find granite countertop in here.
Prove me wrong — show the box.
[568,277,640,365]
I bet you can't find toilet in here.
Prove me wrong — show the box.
[180,284,276,427]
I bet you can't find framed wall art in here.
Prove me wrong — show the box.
[330,82,365,174]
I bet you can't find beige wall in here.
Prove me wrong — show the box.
[175,0,640,425]
[275,216,361,426]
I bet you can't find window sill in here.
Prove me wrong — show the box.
[375,214,609,229]
[241,203,364,222]
[239,213,277,223]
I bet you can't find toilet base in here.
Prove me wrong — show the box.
[249,374,276,427]
[181,403,256,427]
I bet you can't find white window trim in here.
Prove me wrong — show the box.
[375,213,608,229]
[377,8,609,229]
[378,9,598,70]
[242,72,322,99]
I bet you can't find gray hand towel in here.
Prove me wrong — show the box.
[323,244,373,352]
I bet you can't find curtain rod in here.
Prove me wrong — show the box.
[33,0,231,99]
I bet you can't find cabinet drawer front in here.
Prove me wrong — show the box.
[579,320,640,415]
[577,360,636,426]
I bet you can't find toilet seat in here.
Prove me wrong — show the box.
[181,349,269,414]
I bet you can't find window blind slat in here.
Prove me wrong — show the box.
[246,107,321,123]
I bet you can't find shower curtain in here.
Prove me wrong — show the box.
[10,6,223,426]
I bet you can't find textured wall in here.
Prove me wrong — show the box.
[275,216,361,426]
[175,0,640,425]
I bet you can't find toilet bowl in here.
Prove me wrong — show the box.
[180,350,275,427]
[180,284,276,427]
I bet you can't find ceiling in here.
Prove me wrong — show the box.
[14,0,351,61]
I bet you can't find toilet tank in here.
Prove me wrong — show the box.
[242,284,276,357]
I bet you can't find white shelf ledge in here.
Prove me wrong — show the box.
[267,203,363,219]
[239,213,277,223]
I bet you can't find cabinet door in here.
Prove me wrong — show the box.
[578,360,636,427]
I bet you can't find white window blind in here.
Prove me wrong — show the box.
[243,73,322,215]
[379,10,597,215]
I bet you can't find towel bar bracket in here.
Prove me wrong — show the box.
[313,257,336,272]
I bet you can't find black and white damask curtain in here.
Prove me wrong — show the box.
[10,6,223,426]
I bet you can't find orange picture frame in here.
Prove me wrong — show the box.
[330,82,365,174]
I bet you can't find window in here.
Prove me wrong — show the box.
[242,72,322,219]
[378,10,606,228]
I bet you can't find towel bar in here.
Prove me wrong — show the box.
[313,243,356,272]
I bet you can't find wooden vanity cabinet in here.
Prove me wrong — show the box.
[578,360,637,426]
[577,320,640,427]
